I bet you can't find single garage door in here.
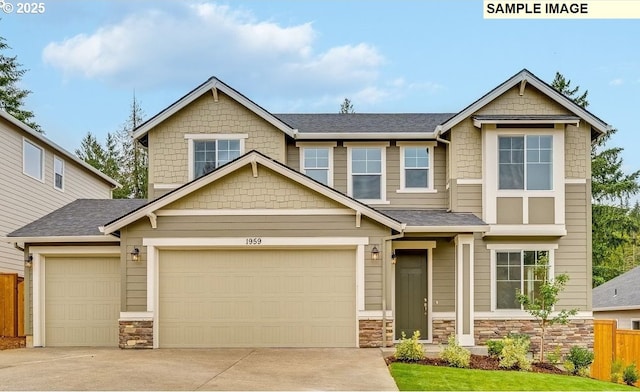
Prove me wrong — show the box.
[45,256,120,346]
[159,248,356,348]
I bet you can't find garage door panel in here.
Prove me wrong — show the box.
[159,249,356,348]
[45,256,119,347]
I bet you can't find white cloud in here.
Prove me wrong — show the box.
[609,78,624,86]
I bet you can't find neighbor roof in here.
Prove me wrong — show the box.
[8,199,147,238]
[379,209,488,233]
[275,113,455,134]
[0,109,120,188]
[592,266,640,310]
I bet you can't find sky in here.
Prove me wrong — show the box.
[1,0,639,176]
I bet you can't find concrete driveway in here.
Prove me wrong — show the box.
[0,347,398,391]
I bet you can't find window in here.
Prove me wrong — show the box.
[186,134,247,180]
[400,146,433,191]
[350,147,384,201]
[54,156,64,191]
[499,135,552,190]
[23,139,44,181]
[301,147,332,186]
[496,250,549,310]
[632,320,640,330]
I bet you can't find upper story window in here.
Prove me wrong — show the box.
[494,249,550,310]
[346,143,388,203]
[186,134,247,180]
[53,156,64,191]
[300,145,334,186]
[398,143,436,192]
[499,135,552,190]
[23,139,44,182]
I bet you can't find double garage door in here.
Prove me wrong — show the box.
[44,248,356,348]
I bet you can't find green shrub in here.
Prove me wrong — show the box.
[546,346,562,365]
[487,339,504,358]
[611,359,625,383]
[623,363,638,386]
[440,335,470,368]
[498,337,532,371]
[394,331,424,362]
[566,346,594,376]
[506,332,531,343]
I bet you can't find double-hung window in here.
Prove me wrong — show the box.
[349,146,386,202]
[187,134,246,180]
[495,250,550,310]
[301,147,333,186]
[23,139,44,182]
[54,156,64,191]
[499,135,552,190]
[399,144,435,191]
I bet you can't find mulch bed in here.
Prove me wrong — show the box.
[0,336,26,350]
[386,354,568,375]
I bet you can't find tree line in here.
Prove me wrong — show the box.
[1,30,637,285]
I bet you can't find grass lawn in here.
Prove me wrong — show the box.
[389,363,638,391]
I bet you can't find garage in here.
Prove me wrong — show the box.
[158,248,356,348]
[44,256,120,346]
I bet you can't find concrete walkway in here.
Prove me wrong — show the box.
[0,347,398,391]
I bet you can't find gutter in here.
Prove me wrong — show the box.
[435,126,452,212]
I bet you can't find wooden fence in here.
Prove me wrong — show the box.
[0,273,24,337]
[592,319,640,386]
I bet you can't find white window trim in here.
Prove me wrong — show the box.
[53,155,64,192]
[185,134,248,181]
[483,128,564,225]
[23,138,45,183]
[346,143,389,204]
[297,142,336,187]
[488,243,558,313]
[397,143,436,193]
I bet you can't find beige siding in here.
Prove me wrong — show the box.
[450,118,482,179]
[333,145,348,194]
[164,166,344,210]
[593,310,640,330]
[286,141,300,171]
[477,85,571,116]
[148,91,286,198]
[528,197,555,224]
[497,197,523,224]
[386,144,448,209]
[453,183,483,216]
[431,240,456,312]
[565,123,591,179]
[0,122,112,275]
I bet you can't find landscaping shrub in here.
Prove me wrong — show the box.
[394,330,424,362]
[566,346,594,376]
[623,363,638,386]
[440,334,470,368]
[546,346,562,365]
[611,359,625,383]
[487,339,504,358]
[498,337,532,371]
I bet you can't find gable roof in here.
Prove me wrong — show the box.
[592,266,640,311]
[436,68,610,139]
[132,77,296,141]
[101,150,405,234]
[7,199,146,242]
[0,109,120,188]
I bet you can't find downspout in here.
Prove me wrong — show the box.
[435,127,452,212]
[381,227,406,348]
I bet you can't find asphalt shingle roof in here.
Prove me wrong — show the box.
[592,266,640,309]
[274,113,456,134]
[8,199,148,237]
[378,209,487,227]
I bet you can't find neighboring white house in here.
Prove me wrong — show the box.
[0,109,119,275]
[593,266,640,330]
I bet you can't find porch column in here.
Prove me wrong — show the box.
[455,234,475,346]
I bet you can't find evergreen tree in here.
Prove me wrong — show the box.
[115,94,148,199]
[339,98,355,114]
[0,34,41,132]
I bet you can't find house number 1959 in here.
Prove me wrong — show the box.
[245,237,262,245]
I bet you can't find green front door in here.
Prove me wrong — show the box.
[395,250,428,340]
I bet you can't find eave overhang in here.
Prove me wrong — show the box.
[293,132,438,140]
[403,225,488,233]
[7,235,119,244]
[472,115,581,128]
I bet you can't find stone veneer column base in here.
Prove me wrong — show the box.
[119,320,153,349]
[359,319,394,348]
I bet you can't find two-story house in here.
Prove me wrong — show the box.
[7,69,602,350]
[0,109,118,277]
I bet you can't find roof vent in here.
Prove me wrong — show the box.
[614,288,618,297]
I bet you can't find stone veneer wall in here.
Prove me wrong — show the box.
[359,320,394,348]
[119,320,153,349]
